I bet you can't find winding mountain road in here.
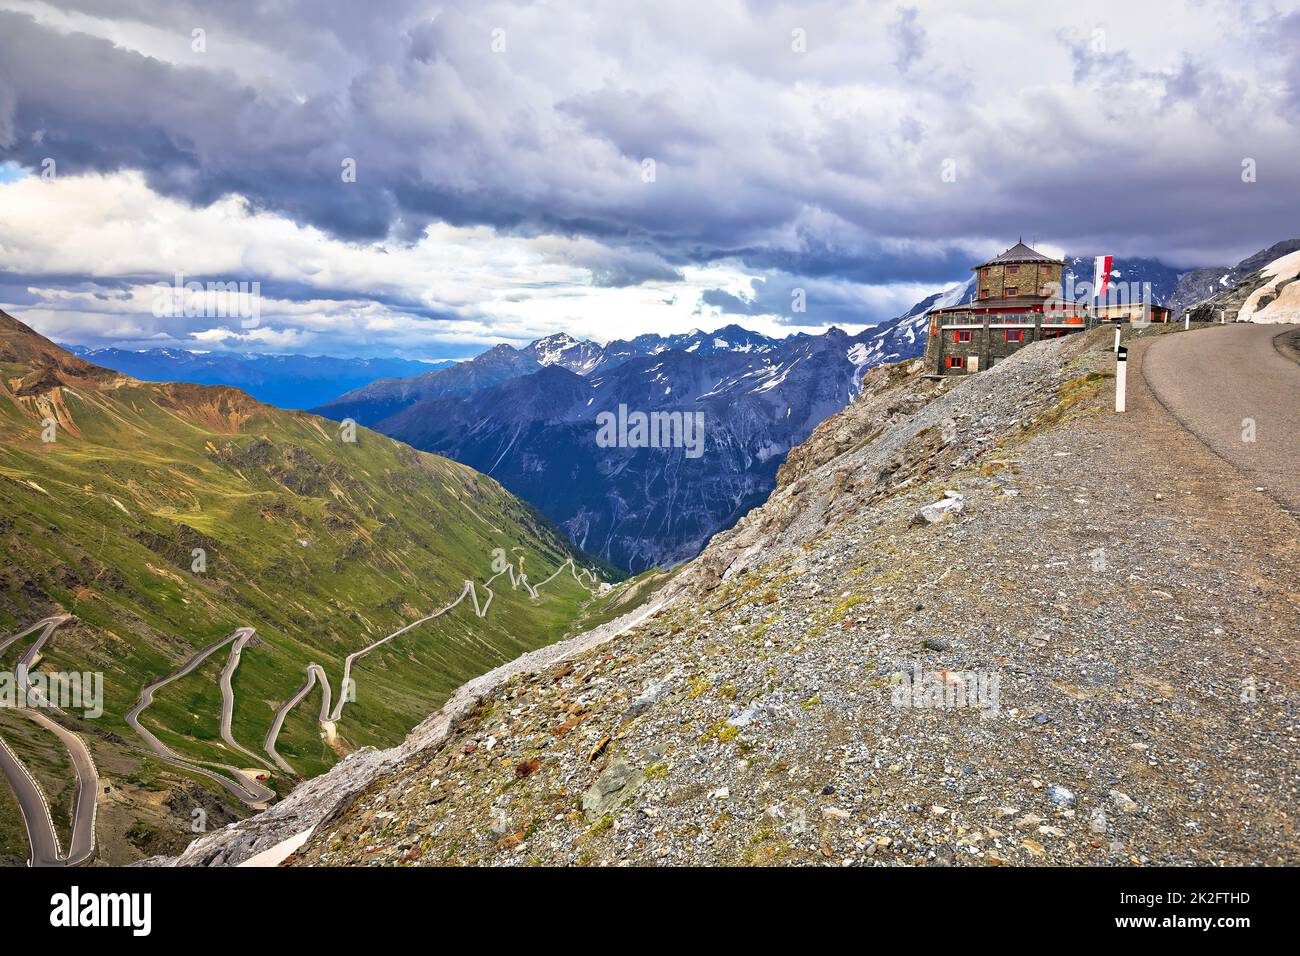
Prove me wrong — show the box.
[125,627,275,806]
[263,558,602,775]
[218,629,273,772]
[0,615,97,866]
[263,664,331,775]
[1144,324,1300,517]
[1,558,604,859]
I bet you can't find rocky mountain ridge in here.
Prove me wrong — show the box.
[356,315,941,572]
[309,242,1294,574]
[1185,240,1300,324]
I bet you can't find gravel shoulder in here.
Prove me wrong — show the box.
[287,326,1300,867]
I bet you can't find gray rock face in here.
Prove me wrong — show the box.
[364,318,940,573]
[581,761,645,819]
[309,310,947,574]
[915,491,965,524]
[1047,785,1077,809]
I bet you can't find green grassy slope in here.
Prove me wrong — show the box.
[0,311,643,857]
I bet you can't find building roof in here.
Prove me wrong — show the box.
[972,241,1065,270]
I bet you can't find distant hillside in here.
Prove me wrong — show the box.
[314,343,543,426]
[60,345,448,410]
[0,309,622,864]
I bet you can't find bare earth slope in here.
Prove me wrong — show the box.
[287,325,1298,866]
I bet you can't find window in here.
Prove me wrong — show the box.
[1007,265,1020,276]
[954,329,972,342]
[1040,265,1050,275]
[1042,329,1066,338]
[1005,286,1019,297]
[946,355,965,369]
[979,288,989,299]
[981,268,990,279]
[1005,328,1026,343]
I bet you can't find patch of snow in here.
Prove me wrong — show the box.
[1238,249,1300,323]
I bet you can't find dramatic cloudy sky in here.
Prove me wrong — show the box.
[1,0,1298,358]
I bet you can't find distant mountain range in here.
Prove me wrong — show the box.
[57,244,1292,576]
[1065,243,1298,316]
[60,346,449,409]
[313,319,936,572]
[1184,239,1300,324]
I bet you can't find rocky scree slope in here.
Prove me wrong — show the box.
[286,325,1299,867]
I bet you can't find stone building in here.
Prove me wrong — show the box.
[922,241,1169,376]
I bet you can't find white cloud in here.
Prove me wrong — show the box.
[0,170,929,354]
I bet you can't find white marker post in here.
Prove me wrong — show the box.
[1115,345,1128,413]
[1184,312,1190,330]
[1113,325,1121,353]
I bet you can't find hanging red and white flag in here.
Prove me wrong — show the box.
[1093,255,1114,299]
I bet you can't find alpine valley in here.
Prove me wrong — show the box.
[0,309,639,864]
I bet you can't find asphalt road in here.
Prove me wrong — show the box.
[258,558,605,773]
[1144,324,1300,517]
[125,627,275,805]
[218,630,273,772]
[326,558,601,724]
[0,616,97,866]
[262,663,332,776]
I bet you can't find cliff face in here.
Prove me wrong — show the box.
[173,323,1299,868]
[1181,240,1300,323]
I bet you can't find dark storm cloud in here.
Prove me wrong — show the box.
[710,241,976,285]
[2,0,1299,308]
[699,271,926,328]
[1266,10,1300,121]
[889,6,926,74]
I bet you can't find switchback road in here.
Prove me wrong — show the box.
[0,616,97,866]
[263,558,602,774]
[125,627,275,806]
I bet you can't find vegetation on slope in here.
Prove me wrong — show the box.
[0,310,632,859]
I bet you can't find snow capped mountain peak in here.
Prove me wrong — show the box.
[524,332,605,374]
